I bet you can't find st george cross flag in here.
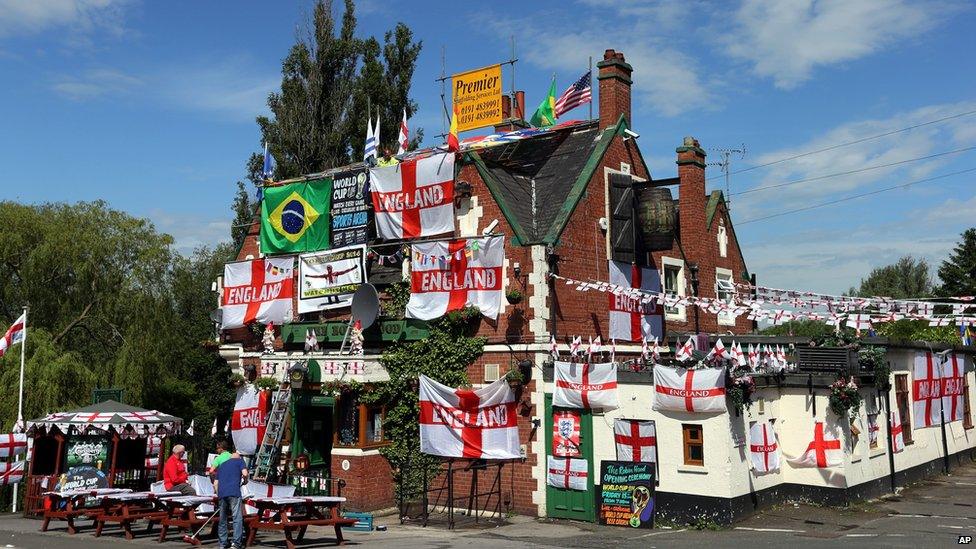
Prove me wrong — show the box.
[607,260,663,341]
[675,336,695,362]
[406,236,504,320]
[913,352,943,428]
[0,461,24,485]
[890,409,905,453]
[553,362,619,410]
[370,152,455,240]
[221,257,294,330]
[0,312,26,358]
[0,434,27,458]
[748,421,780,473]
[613,419,657,463]
[146,436,162,457]
[788,421,842,468]
[546,456,588,491]
[552,410,581,457]
[418,375,520,460]
[940,353,966,423]
[706,338,730,362]
[243,481,296,514]
[652,366,726,413]
[397,109,409,155]
[231,386,270,455]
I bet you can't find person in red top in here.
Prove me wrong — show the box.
[163,444,196,495]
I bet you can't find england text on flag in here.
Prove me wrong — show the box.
[554,71,592,118]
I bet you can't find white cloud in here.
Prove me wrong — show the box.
[0,0,133,41]
[147,209,230,255]
[51,67,142,99]
[724,0,941,89]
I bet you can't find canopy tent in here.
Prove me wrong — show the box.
[26,400,182,438]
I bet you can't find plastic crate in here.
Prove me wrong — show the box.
[343,511,374,531]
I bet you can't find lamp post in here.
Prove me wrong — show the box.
[689,262,700,334]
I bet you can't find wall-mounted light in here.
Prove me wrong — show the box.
[455,180,473,202]
[288,362,308,389]
[513,262,521,278]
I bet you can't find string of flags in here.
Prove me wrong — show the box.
[410,239,485,267]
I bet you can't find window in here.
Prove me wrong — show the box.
[335,396,360,447]
[365,406,385,443]
[662,257,686,321]
[682,424,704,466]
[334,396,389,448]
[484,364,500,382]
[895,374,913,444]
[715,268,735,326]
[717,223,728,258]
[964,373,973,430]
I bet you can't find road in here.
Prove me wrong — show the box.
[1,459,974,548]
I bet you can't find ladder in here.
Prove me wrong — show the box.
[251,383,292,482]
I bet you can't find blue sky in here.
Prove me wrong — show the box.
[0,0,974,294]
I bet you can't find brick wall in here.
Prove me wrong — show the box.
[331,452,394,512]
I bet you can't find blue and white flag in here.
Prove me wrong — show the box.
[262,142,274,180]
[363,117,378,161]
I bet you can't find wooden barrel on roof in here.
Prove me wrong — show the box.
[636,187,675,251]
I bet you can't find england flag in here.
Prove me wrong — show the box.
[553,362,619,410]
[788,421,842,468]
[231,386,270,456]
[748,421,780,473]
[418,375,520,460]
[220,257,294,330]
[406,236,504,320]
[607,260,663,341]
[546,456,588,491]
[613,419,657,463]
[0,312,25,358]
[370,152,455,240]
[652,366,726,413]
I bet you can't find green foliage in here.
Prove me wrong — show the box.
[381,280,410,319]
[761,320,838,339]
[255,0,423,178]
[847,256,933,298]
[828,377,863,420]
[937,228,976,297]
[254,377,281,391]
[505,288,523,303]
[874,319,958,344]
[231,182,254,252]
[374,308,485,497]
[858,346,890,389]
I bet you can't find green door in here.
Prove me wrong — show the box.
[545,394,595,522]
[291,394,334,470]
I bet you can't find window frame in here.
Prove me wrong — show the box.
[895,374,914,444]
[682,424,704,466]
[661,256,686,322]
[715,267,735,326]
[333,396,390,449]
[964,372,973,430]
[717,223,728,258]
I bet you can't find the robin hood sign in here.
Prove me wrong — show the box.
[298,245,367,313]
[452,64,503,132]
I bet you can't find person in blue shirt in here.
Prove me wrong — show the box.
[214,440,248,549]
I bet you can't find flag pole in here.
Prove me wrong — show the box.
[588,56,593,121]
[12,305,26,513]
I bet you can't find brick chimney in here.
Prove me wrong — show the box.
[677,136,707,248]
[493,91,529,132]
[596,49,633,130]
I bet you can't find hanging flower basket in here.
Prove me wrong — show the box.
[506,288,523,304]
[829,376,863,420]
[229,373,247,389]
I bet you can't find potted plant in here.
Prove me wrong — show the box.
[254,376,280,391]
[505,367,525,389]
[506,288,523,305]
[229,373,247,389]
[726,368,756,413]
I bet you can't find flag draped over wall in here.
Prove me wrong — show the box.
[913,351,943,428]
[546,456,587,491]
[220,257,294,330]
[406,235,504,320]
[370,152,455,240]
[788,421,842,468]
[260,178,332,254]
[890,409,905,452]
[231,386,270,455]
[748,421,780,473]
[553,362,619,410]
[608,260,663,342]
[941,353,966,423]
[652,366,726,413]
[418,375,520,460]
[613,419,657,463]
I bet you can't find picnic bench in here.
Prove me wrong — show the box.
[245,496,356,549]
[153,495,218,542]
[40,488,132,534]
[92,490,181,539]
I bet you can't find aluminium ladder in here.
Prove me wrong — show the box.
[251,383,292,482]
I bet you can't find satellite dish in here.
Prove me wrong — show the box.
[350,283,380,330]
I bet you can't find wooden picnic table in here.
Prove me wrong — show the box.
[153,495,218,542]
[244,496,356,549]
[92,490,181,540]
[40,488,132,534]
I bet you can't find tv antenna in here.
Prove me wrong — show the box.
[707,145,747,211]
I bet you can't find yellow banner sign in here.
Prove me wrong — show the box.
[451,64,503,133]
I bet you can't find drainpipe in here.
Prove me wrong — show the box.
[547,244,559,341]
[882,387,897,494]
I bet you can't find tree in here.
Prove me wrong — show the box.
[848,256,933,299]
[230,182,254,252]
[938,228,976,297]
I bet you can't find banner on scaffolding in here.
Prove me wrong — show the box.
[418,375,519,460]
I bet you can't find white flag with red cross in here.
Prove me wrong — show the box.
[406,236,504,320]
[788,421,842,468]
[370,151,455,240]
[652,366,726,413]
[0,461,24,485]
[146,436,162,457]
[706,338,731,362]
[552,410,581,457]
[243,481,296,514]
[890,409,905,453]
[546,456,588,491]
[913,352,943,428]
[940,353,966,423]
[613,419,657,463]
[0,311,25,358]
[675,337,695,362]
[607,260,663,342]
[231,386,270,455]
[221,257,294,330]
[0,434,27,458]
[418,375,520,460]
[553,361,619,410]
[748,421,780,473]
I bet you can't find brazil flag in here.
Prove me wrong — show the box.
[260,178,332,254]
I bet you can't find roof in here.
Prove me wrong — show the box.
[28,400,182,436]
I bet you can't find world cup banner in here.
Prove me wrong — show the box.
[298,245,367,313]
[418,374,520,460]
[370,152,455,240]
[553,410,581,457]
[608,260,663,342]
[652,366,726,413]
[221,257,294,330]
[407,235,504,320]
[231,386,270,455]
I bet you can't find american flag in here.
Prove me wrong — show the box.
[554,71,592,118]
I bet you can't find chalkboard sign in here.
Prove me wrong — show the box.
[65,436,110,469]
[330,168,370,247]
[55,465,109,492]
[598,461,655,528]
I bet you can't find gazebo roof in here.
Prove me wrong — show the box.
[27,400,182,437]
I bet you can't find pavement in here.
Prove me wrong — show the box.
[1,459,974,548]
